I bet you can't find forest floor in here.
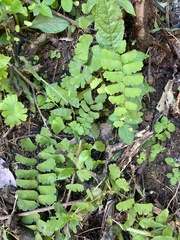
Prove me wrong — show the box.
[0,1,180,239]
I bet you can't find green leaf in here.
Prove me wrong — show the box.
[69,121,84,135]
[105,83,124,95]
[123,61,143,75]
[152,237,174,240]
[101,49,122,71]
[78,15,95,29]
[37,173,57,184]
[11,0,27,15]
[103,71,124,83]
[125,101,137,110]
[15,169,38,179]
[167,123,175,132]
[55,167,74,180]
[75,34,93,62]
[15,154,37,166]
[118,124,134,145]
[124,88,142,97]
[0,94,27,127]
[94,0,124,50]
[61,0,73,12]
[109,164,120,180]
[21,213,40,225]
[66,183,84,192]
[51,116,65,134]
[117,0,136,16]
[16,179,38,189]
[38,195,57,205]
[37,158,56,172]
[16,190,38,200]
[155,209,169,224]
[39,5,52,18]
[0,54,11,68]
[134,203,153,215]
[109,95,125,104]
[31,14,69,33]
[17,199,38,211]
[82,0,96,14]
[115,178,130,191]
[38,186,56,195]
[35,127,56,146]
[92,141,105,152]
[42,0,55,5]
[19,138,37,151]
[116,198,134,211]
[76,169,92,182]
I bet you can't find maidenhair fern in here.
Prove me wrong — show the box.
[13,0,156,238]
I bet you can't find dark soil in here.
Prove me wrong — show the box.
[0,1,180,239]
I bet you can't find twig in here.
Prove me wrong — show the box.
[8,63,39,91]
[52,10,79,28]
[0,200,81,221]
[167,182,180,209]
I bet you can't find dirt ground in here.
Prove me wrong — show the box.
[0,1,180,239]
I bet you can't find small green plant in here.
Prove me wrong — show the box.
[137,117,175,164]
[0,94,28,127]
[50,50,61,59]
[165,158,180,185]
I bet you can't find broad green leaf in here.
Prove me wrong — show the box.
[11,0,27,15]
[94,0,124,50]
[66,183,84,192]
[78,15,95,29]
[92,141,105,152]
[19,138,37,151]
[105,83,124,95]
[114,107,127,116]
[35,127,56,146]
[124,88,142,97]
[134,203,153,215]
[15,169,38,179]
[31,15,69,33]
[21,213,40,225]
[38,186,56,195]
[121,50,147,64]
[139,218,165,229]
[123,61,143,75]
[116,198,134,211]
[75,34,93,62]
[16,179,38,189]
[39,5,52,18]
[122,74,144,86]
[55,167,74,180]
[152,236,175,240]
[17,199,38,211]
[82,0,96,14]
[42,0,55,5]
[117,0,136,16]
[51,116,65,134]
[109,163,120,180]
[0,94,27,127]
[118,124,134,145]
[15,154,37,166]
[61,0,73,12]
[101,49,122,71]
[38,195,57,205]
[69,121,84,135]
[155,209,169,224]
[103,71,124,83]
[0,54,11,68]
[115,178,130,191]
[37,159,56,172]
[90,77,103,89]
[37,173,56,184]
[77,150,91,169]
[76,169,92,182]
[16,190,38,200]
[109,95,125,104]
[125,101,137,110]
[162,225,173,237]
